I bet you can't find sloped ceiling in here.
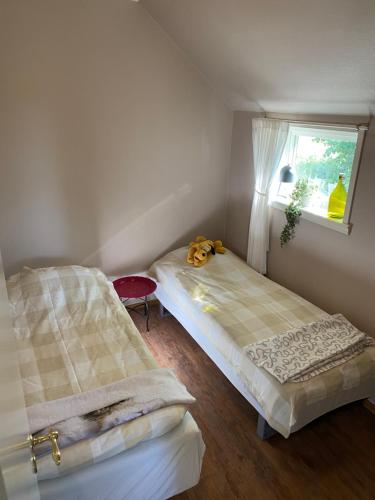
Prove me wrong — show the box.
[141,0,375,115]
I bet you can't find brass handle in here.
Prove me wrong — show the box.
[30,429,61,472]
[50,431,61,466]
[0,430,61,474]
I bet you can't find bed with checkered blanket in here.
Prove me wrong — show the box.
[6,265,204,488]
[149,247,375,438]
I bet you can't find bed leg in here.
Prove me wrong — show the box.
[257,415,277,440]
[159,302,172,318]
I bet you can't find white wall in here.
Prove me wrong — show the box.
[0,0,233,277]
[225,111,264,259]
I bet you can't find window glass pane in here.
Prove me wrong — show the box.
[272,126,358,221]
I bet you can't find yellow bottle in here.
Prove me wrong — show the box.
[328,174,347,220]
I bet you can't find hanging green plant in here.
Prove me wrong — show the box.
[280,178,311,247]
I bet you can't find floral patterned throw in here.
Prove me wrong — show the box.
[245,314,375,384]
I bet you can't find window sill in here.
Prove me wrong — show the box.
[270,199,352,235]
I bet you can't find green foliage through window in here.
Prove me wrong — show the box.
[295,138,356,195]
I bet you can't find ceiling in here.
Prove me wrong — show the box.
[141,0,375,116]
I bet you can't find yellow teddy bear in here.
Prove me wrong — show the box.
[186,236,225,267]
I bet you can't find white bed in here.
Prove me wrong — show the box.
[7,265,205,499]
[150,247,375,439]
[39,412,204,500]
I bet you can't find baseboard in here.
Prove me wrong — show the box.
[117,295,157,306]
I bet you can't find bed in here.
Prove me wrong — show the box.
[7,265,205,500]
[149,247,375,439]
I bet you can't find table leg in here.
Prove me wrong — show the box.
[144,295,150,331]
[120,296,150,331]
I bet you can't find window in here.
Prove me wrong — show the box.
[270,123,366,234]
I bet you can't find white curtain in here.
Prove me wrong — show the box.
[247,118,289,274]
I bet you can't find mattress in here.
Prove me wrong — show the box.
[6,265,200,480]
[149,247,375,437]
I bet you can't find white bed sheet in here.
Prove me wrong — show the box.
[39,412,204,500]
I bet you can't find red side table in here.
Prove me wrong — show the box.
[113,276,157,331]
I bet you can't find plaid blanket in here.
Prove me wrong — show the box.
[7,265,188,479]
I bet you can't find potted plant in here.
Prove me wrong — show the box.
[280,178,311,247]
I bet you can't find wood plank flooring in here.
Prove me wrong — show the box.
[130,305,375,500]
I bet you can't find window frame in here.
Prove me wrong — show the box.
[270,123,368,235]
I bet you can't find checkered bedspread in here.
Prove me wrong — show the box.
[7,266,187,479]
[149,248,375,437]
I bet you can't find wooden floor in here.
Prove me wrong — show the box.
[130,305,375,500]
